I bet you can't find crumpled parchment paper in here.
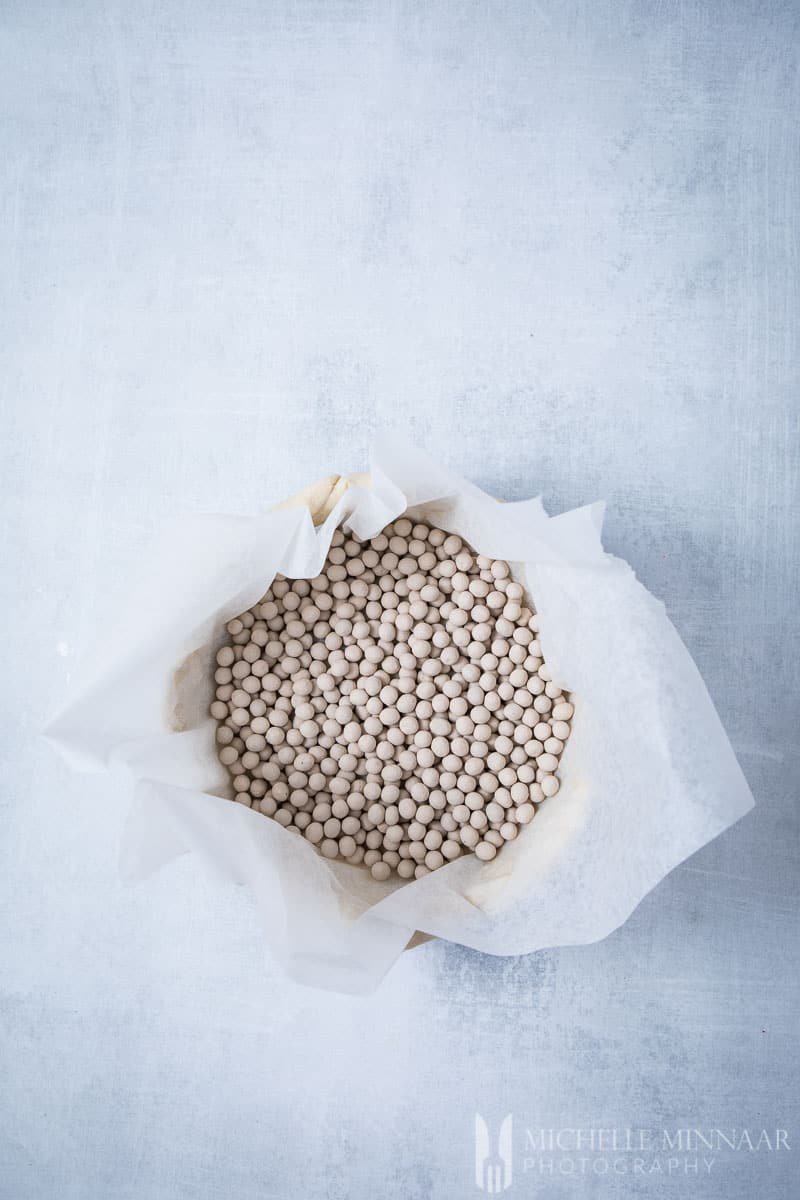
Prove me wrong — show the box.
[44,439,754,993]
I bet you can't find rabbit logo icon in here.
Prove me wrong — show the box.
[475,1114,513,1192]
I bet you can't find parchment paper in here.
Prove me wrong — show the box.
[44,439,754,993]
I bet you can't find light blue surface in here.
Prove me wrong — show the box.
[2,3,798,1198]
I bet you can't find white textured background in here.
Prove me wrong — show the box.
[2,2,798,1198]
